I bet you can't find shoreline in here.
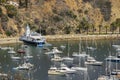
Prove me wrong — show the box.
[0,34,120,45]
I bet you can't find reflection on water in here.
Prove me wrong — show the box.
[0,39,120,80]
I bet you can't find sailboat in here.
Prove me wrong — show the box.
[45,47,62,55]
[58,63,76,74]
[105,56,120,63]
[98,51,119,80]
[71,39,88,71]
[48,66,64,75]
[8,48,16,54]
[51,54,63,62]
[62,43,73,62]
[97,65,119,80]
[85,55,103,66]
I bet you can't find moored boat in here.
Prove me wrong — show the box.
[19,24,46,46]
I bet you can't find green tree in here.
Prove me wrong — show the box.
[5,5,17,18]
[64,25,72,34]
[104,25,109,34]
[116,18,120,34]
[110,22,117,34]
[98,25,102,34]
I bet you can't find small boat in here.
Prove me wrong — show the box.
[51,55,63,62]
[60,45,66,50]
[8,48,16,54]
[59,66,76,74]
[13,62,34,70]
[57,63,76,74]
[111,69,120,75]
[52,47,62,53]
[0,73,8,77]
[1,47,11,50]
[71,66,87,71]
[11,56,21,60]
[43,47,50,51]
[19,24,46,46]
[17,49,25,54]
[62,57,74,62]
[85,56,102,66]
[48,66,64,75]
[105,56,120,63]
[112,45,120,49]
[24,55,33,59]
[45,47,62,55]
[87,46,96,51]
[72,52,88,57]
[97,75,119,80]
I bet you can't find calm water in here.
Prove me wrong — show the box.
[0,39,120,80]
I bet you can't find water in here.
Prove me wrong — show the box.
[0,39,120,80]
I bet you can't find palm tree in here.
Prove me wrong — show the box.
[104,25,109,34]
[98,25,102,34]
[110,22,117,34]
[116,18,120,34]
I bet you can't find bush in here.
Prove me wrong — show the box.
[5,5,17,18]
[5,30,12,36]
[53,15,63,22]
[1,14,8,22]
[65,10,77,19]
[0,7,2,17]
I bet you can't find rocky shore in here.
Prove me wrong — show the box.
[0,34,120,44]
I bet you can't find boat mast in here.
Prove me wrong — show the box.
[79,37,82,67]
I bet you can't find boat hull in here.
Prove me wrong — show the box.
[20,39,45,46]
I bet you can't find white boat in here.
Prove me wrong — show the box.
[72,52,88,57]
[45,47,62,55]
[105,56,120,63]
[62,57,74,62]
[11,56,21,60]
[60,45,66,50]
[58,67,76,74]
[13,62,34,70]
[0,73,8,77]
[62,43,73,62]
[24,55,33,59]
[48,66,64,75]
[51,55,63,62]
[8,48,16,54]
[112,45,120,49]
[97,75,119,80]
[71,66,87,71]
[56,63,76,74]
[87,46,96,51]
[71,41,88,71]
[85,56,103,66]
[52,47,63,53]
[19,24,46,46]
[1,47,12,50]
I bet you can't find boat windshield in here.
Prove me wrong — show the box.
[30,32,41,36]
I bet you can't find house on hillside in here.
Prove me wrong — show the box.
[7,1,19,7]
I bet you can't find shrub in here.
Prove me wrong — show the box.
[53,15,63,22]
[5,5,17,18]
[5,30,12,36]
[1,14,8,22]
[0,7,2,17]
[65,10,77,19]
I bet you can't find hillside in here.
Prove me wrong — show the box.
[0,0,120,37]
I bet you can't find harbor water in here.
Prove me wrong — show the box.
[0,39,120,80]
